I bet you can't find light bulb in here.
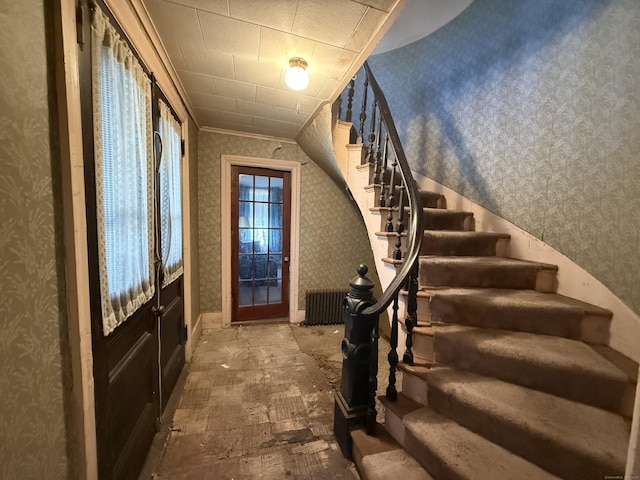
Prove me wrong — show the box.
[285,58,309,91]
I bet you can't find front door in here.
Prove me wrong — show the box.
[78,4,185,477]
[231,167,291,321]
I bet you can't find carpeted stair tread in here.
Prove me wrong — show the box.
[421,230,510,256]
[416,287,611,340]
[427,367,629,479]
[361,449,433,480]
[351,425,433,480]
[434,326,632,413]
[422,208,473,231]
[404,407,560,480]
[419,256,557,291]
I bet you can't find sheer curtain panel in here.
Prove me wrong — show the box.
[91,7,155,336]
[158,100,183,286]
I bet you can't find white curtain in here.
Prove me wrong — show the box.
[91,7,155,336]
[158,100,183,286]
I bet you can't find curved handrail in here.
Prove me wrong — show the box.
[361,61,423,316]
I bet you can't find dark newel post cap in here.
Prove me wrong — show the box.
[349,264,375,298]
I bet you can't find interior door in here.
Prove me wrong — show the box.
[231,166,291,322]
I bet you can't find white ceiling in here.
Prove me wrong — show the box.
[143,0,400,139]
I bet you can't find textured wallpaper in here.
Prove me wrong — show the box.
[188,117,201,324]
[197,130,378,312]
[0,1,75,479]
[368,0,640,314]
[296,102,345,185]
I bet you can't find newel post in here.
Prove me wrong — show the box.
[334,264,378,458]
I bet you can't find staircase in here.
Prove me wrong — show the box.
[348,161,637,480]
[333,66,638,480]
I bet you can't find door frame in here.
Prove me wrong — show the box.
[221,155,301,327]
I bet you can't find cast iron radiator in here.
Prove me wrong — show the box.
[303,289,349,326]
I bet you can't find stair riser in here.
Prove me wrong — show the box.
[413,333,435,364]
[434,333,631,415]
[421,194,447,210]
[375,209,474,232]
[421,235,509,257]
[402,371,428,406]
[419,261,556,292]
[369,185,446,209]
[427,385,623,479]
[383,407,406,448]
[424,211,474,231]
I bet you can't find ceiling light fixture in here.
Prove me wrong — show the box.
[285,57,309,91]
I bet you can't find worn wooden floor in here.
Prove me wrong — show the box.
[144,321,363,479]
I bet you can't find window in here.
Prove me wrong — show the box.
[91,7,155,335]
[158,100,183,286]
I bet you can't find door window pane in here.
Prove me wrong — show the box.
[255,176,269,201]
[253,285,268,305]
[269,255,282,287]
[270,204,283,228]
[269,230,282,253]
[254,254,268,280]
[270,177,283,202]
[269,281,282,304]
[238,281,253,306]
[239,202,253,226]
[239,174,253,200]
[238,254,253,280]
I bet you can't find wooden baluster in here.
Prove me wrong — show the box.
[393,185,405,260]
[345,76,355,123]
[358,76,369,144]
[366,314,379,434]
[365,99,377,166]
[403,260,419,365]
[386,293,399,401]
[385,156,397,231]
[372,113,383,185]
[335,95,343,122]
[378,135,389,207]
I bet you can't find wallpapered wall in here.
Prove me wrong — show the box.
[297,102,345,186]
[0,1,75,479]
[368,0,640,314]
[188,116,201,324]
[197,131,377,312]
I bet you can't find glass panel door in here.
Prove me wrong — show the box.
[231,167,291,321]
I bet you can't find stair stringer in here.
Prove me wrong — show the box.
[343,143,411,352]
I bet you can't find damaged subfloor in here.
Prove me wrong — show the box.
[141,320,398,479]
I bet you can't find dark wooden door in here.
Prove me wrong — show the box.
[78,3,184,478]
[158,278,185,409]
[154,90,185,410]
[231,166,291,321]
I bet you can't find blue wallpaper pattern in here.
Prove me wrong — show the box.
[367,0,640,314]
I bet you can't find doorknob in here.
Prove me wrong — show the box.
[284,256,289,262]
